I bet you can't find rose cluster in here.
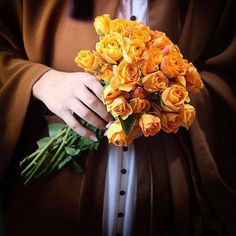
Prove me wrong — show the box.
[75,14,204,146]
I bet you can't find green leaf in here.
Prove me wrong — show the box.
[65,147,80,156]
[100,79,109,87]
[48,123,66,137]
[97,129,105,140]
[119,115,136,137]
[72,160,83,173]
[78,137,99,151]
[57,156,72,170]
[37,137,52,148]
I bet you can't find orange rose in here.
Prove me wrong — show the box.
[96,63,114,82]
[74,50,101,71]
[174,75,186,88]
[151,102,162,117]
[142,71,169,93]
[111,60,141,92]
[161,112,182,133]
[127,21,151,33]
[180,104,196,129]
[162,44,182,57]
[102,84,122,105]
[161,85,188,112]
[160,54,188,78]
[129,28,151,43]
[96,33,123,64]
[126,20,140,29]
[139,114,161,137]
[107,95,133,120]
[130,86,148,99]
[140,46,164,75]
[129,119,142,139]
[94,14,111,36]
[130,98,151,113]
[185,64,204,95]
[110,18,127,35]
[149,31,172,49]
[123,38,146,64]
[107,120,133,146]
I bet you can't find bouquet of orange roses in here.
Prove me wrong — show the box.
[20,14,203,184]
[75,14,203,146]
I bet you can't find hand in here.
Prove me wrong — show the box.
[32,70,113,140]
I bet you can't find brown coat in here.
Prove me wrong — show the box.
[0,0,236,235]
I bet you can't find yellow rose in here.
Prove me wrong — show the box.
[111,60,141,92]
[110,18,127,35]
[142,71,169,93]
[139,114,161,137]
[160,54,188,78]
[180,104,196,129]
[123,38,146,64]
[161,85,188,112]
[102,84,122,105]
[185,64,204,95]
[96,33,123,64]
[74,50,101,71]
[140,45,164,75]
[107,120,133,146]
[96,63,114,82]
[130,98,151,113]
[94,14,111,36]
[107,95,133,120]
[161,112,182,133]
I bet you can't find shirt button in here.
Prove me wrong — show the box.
[120,190,126,196]
[118,212,124,217]
[121,169,127,174]
[130,15,136,21]
[122,146,128,152]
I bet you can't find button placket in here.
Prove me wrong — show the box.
[115,145,130,235]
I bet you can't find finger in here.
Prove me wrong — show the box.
[68,98,106,130]
[84,75,103,100]
[62,110,97,141]
[77,86,113,122]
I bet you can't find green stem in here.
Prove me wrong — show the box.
[21,127,67,177]
[41,126,72,175]
[24,152,49,185]
[20,150,41,166]
[48,135,78,174]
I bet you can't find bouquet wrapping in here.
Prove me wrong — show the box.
[20,14,203,184]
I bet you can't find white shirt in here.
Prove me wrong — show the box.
[103,1,148,235]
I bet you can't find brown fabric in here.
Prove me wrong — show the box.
[0,0,236,235]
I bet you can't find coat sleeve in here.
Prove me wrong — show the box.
[186,1,236,234]
[0,1,51,180]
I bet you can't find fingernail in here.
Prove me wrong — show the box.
[89,135,98,141]
[106,121,114,129]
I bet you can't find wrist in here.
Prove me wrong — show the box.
[32,69,55,100]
